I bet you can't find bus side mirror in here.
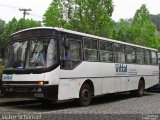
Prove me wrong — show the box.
[64,39,70,49]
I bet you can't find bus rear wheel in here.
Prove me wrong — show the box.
[130,80,145,97]
[78,83,92,106]
[137,80,145,97]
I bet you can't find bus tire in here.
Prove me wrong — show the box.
[78,83,92,106]
[137,80,145,97]
[130,80,145,97]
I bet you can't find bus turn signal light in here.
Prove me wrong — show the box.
[37,81,44,85]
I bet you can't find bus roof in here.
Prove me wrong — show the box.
[11,27,54,36]
[11,27,158,51]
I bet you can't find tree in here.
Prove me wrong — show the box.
[43,0,116,38]
[43,0,66,27]
[0,19,5,35]
[154,35,160,51]
[129,4,158,48]
[67,0,115,38]
[0,18,41,58]
[1,18,18,45]
[150,14,160,31]
[115,19,130,42]
[0,19,5,59]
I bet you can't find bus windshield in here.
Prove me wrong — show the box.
[5,38,58,69]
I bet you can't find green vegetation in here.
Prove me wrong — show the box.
[0,64,4,79]
[129,5,159,49]
[44,2,160,51]
[43,0,115,38]
[0,64,4,91]
[114,5,160,50]
[0,1,160,63]
[0,18,41,59]
[0,19,5,59]
[0,18,41,80]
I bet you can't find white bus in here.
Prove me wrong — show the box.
[2,27,159,106]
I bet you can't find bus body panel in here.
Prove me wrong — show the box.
[58,78,81,100]
[58,78,102,100]
[44,66,60,85]
[3,73,45,83]
[58,61,159,100]
[60,62,100,78]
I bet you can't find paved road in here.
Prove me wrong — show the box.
[0,91,160,120]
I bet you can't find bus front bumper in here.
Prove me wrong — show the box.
[2,85,58,100]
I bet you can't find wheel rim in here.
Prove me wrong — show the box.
[81,88,89,102]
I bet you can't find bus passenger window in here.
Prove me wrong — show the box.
[100,41,113,62]
[84,38,98,61]
[145,50,151,64]
[85,50,98,61]
[126,46,136,64]
[151,51,157,65]
[61,39,81,69]
[114,44,125,63]
[84,39,90,48]
[137,48,145,64]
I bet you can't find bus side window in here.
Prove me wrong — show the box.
[145,50,151,65]
[151,51,157,65]
[61,38,82,69]
[137,48,145,64]
[114,43,125,63]
[84,38,98,62]
[100,41,113,62]
[126,46,136,64]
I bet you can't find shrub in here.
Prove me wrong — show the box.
[0,64,4,79]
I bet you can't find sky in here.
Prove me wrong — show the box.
[112,0,160,21]
[0,0,160,23]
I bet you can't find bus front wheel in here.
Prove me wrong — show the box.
[78,83,92,106]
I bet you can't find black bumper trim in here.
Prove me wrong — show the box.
[2,81,49,85]
[2,85,58,100]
